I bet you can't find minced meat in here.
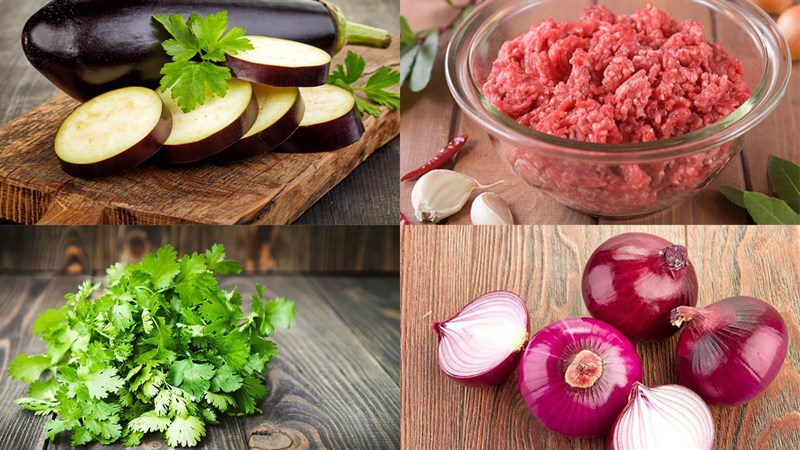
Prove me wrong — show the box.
[482,5,751,214]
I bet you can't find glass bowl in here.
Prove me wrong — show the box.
[446,0,791,218]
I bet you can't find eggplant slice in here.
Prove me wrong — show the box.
[278,85,365,153]
[157,79,258,164]
[54,87,171,178]
[211,85,305,164]
[223,36,332,87]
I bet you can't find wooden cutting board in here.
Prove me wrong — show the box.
[0,40,399,225]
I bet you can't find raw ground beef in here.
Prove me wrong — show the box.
[482,4,751,215]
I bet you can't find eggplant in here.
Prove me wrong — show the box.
[22,0,391,101]
[211,85,305,164]
[222,36,332,87]
[55,87,171,178]
[156,79,258,164]
[278,84,364,153]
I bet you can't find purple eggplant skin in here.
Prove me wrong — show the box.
[22,0,340,102]
[277,106,364,153]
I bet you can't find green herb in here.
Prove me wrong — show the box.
[8,244,294,447]
[720,156,800,224]
[401,2,475,92]
[154,11,253,113]
[327,51,400,118]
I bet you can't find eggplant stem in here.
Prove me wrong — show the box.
[345,22,392,48]
[322,1,392,53]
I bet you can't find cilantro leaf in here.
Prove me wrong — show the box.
[327,51,400,118]
[85,369,125,400]
[154,11,253,112]
[160,61,233,113]
[9,244,293,447]
[9,354,50,383]
[166,415,206,447]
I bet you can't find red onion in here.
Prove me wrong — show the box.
[582,232,699,340]
[611,383,714,450]
[432,291,529,385]
[517,317,642,437]
[672,296,788,405]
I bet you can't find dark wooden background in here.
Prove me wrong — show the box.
[1,274,400,450]
[401,225,800,449]
[0,0,399,226]
[0,226,399,274]
[400,0,800,225]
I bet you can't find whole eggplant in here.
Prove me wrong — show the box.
[22,0,391,101]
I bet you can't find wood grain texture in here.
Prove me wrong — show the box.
[0,274,400,450]
[0,225,400,274]
[400,0,800,225]
[400,225,800,449]
[0,0,399,226]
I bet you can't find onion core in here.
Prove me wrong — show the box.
[433,291,529,385]
[611,383,714,450]
[517,317,642,437]
[582,233,699,340]
[672,296,788,405]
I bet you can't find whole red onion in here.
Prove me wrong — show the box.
[517,317,642,437]
[672,296,788,405]
[433,291,529,385]
[582,233,699,340]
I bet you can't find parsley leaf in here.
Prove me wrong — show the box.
[154,11,253,113]
[8,244,294,447]
[328,50,400,118]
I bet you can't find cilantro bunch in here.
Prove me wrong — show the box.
[328,51,400,117]
[8,244,295,447]
[154,11,253,113]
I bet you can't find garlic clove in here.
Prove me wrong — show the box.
[412,170,481,223]
[470,192,514,225]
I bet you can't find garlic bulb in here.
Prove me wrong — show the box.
[412,170,489,223]
[470,193,514,225]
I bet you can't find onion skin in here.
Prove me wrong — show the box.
[582,233,698,340]
[517,317,642,437]
[611,383,714,450]
[433,291,529,386]
[673,296,788,405]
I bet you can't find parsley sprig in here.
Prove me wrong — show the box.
[8,244,295,447]
[154,11,253,113]
[328,51,400,117]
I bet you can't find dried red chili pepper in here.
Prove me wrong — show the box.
[400,212,411,225]
[401,134,468,182]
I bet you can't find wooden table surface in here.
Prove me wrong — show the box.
[0,0,399,226]
[401,225,800,449]
[0,275,400,449]
[400,0,800,225]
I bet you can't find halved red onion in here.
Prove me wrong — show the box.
[582,232,698,340]
[432,291,529,386]
[672,296,788,405]
[517,317,642,437]
[611,383,714,450]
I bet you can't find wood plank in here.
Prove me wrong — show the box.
[399,1,460,224]
[401,1,795,225]
[0,38,399,226]
[400,225,800,449]
[0,276,83,450]
[687,226,800,449]
[0,0,400,226]
[0,225,400,275]
[307,277,401,382]
[0,274,400,450]
[232,276,400,450]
